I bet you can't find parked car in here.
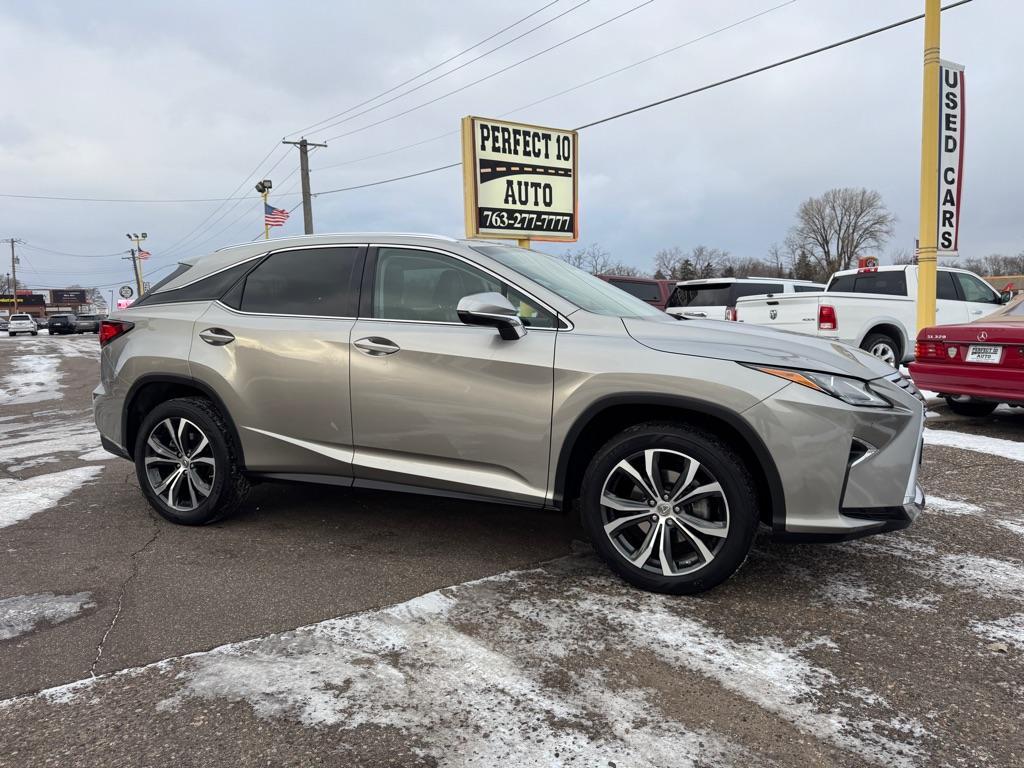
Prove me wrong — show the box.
[597,275,676,311]
[76,313,101,333]
[734,265,1008,366]
[7,313,38,336]
[94,234,925,595]
[48,314,78,335]
[666,277,825,321]
[909,294,1024,416]
[0,316,8,331]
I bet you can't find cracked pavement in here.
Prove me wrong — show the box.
[2,333,1023,766]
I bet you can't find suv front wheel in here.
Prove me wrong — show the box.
[134,397,249,525]
[580,423,759,595]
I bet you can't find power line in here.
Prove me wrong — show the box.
[288,0,567,138]
[311,0,796,175]
[21,243,132,259]
[311,0,974,201]
[321,0,658,143]
[303,0,593,140]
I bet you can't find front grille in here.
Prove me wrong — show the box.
[885,370,925,404]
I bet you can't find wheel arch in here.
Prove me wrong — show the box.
[857,320,909,361]
[553,394,785,530]
[122,374,245,467]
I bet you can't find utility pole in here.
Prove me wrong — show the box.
[124,233,148,297]
[2,238,23,313]
[915,0,941,331]
[282,138,327,234]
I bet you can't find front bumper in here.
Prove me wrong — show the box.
[743,372,926,540]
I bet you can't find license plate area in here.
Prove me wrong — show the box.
[966,345,1002,364]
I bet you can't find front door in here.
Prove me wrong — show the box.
[189,245,364,475]
[953,271,1004,321]
[349,246,558,505]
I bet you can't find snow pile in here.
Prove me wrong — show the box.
[970,614,1024,652]
[924,429,1024,463]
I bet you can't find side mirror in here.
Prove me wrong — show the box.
[1000,290,1014,304]
[457,292,526,341]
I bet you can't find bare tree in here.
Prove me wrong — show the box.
[654,246,727,280]
[889,248,914,266]
[559,243,614,275]
[788,187,896,277]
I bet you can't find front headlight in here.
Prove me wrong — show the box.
[750,366,891,408]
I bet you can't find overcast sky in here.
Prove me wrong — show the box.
[0,0,1018,294]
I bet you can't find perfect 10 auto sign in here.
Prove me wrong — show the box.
[461,116,578,242]
[937,60,965,255]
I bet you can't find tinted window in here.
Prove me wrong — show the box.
[669,284,732,307]
[236,247,359,317]
[374,248,556,327]
[610,279,660,302]
[139,263,192,297]
[794,285,824,293]
[137,259,255,307]
[936,270,959,300]
[955,273,1000,304]
[834,272,908,296]
[828,275,855,292]
[732,283,784,300]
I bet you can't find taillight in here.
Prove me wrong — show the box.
[725,307,738,321]
[915,341,938,358]
[99,319,134,347]
[818,305,837,331]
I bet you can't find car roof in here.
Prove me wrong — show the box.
[831,264,977,278]
[674,277,823,286]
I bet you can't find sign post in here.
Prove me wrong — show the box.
[461,116,578,249]
[915,0,941,333]
[937,60,965,256]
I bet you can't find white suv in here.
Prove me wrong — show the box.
[666,277,825,321]
[7,313,38,336]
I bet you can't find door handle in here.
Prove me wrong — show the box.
[970,310,983,315]
[354,336,400,356]
[199,328,235,346]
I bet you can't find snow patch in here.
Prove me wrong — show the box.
[925,429,1024,463]
[996,520,1024,539]
[0,354,61,406]
[927,497,984,517]
[970,614,1024,651]
[938,555,1024,601]
[0,592,94,640]
[0,466,103,528]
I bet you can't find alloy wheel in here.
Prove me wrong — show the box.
[144,417,216,512]
[869,341,897,367]
[600,448,730,577]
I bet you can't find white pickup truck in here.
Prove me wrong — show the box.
[734,264,1008,365]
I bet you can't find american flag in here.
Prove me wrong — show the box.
[137,249,151,260]
[265,203,290,227]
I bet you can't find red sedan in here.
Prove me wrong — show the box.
[910,295,1024,416]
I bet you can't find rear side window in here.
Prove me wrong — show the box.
[231,247,360,317]
[794,285,824,293]
[610,279,661,302]
[731,283,784,301]
[136,260,253,307]
[669,284,732,307]
[936,270,959,300]
[829,272,907,296]
[135,263,192,300]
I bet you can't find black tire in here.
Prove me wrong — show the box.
[134,396,249,525]
[860,332,900,367]
[945,398,998,418]
[31,331,37,336]
[580,422,759,595]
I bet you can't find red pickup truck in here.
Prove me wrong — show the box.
[597,275,675,311]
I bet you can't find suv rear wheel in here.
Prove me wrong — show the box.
[580,423,759,594]
[134,397,249,525]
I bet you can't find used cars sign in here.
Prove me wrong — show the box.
[461,116,578,242]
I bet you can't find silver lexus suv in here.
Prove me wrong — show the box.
[94,234,925,594]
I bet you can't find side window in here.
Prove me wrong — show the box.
[828,275,855,292]
[232,247,359,316]
[611,280,660,302]
[135,260,252,307]
[373,248,556,328]
[794,285,824,293]
[955,273,1000,304]
[936,270,959,300]
[852,272,907,296]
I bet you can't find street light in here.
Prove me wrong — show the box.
[256,180,273,240]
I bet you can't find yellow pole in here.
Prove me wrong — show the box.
[916,0,941,332]
[263,190,270,241]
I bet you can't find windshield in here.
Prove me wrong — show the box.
[470,244,663,317]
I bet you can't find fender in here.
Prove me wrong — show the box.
[855,316,910,357]
[122,373,246,467]
[552,392,787,532]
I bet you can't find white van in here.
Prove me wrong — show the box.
[666,277,826,321]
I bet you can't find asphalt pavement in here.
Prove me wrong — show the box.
[1,333,1022,767]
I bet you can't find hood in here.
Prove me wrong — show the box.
[622,315,894,380]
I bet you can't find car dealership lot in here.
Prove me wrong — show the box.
[1,334,1022,767]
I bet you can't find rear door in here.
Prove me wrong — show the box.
[953,271,1004,321]
[348,245,557,505]
[189,245,365,475]
[935,269,968,324]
